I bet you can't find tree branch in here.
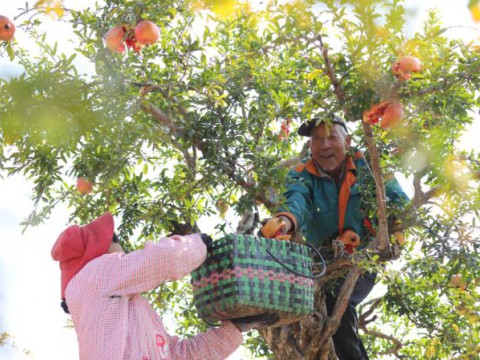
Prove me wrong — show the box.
[359,297,382,325]
[359,302,404,358]
[317,267,363,350]
[140,102,177,133]
[361,122,390,251]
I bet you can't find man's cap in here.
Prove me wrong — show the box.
[51,212,114,299]
[298,115,348,137]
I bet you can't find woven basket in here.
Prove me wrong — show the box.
[191,234,314,327]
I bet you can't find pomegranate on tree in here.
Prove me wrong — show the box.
[380,102,404,129]
[105,26,127,53]
[362,101,389,125]
[363,101,404,129]
[0,15,15,41]
[134,20,160,45]
[215,199,229,218]
[337,230,360,254]
[392,232,406,246]
[124,27,145,53]
[392,55,422,81]
[76,177,94,194]
[278,119,291,140]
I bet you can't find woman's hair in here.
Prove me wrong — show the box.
[60,232,119,314]
[61,299,70,314]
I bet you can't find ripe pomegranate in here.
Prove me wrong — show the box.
[134,20,160,45]
[337,230,360,254]
[380,102,404,129]
[362,101,389,125]
[278,119,291,140]
[392,56,422,81]
[105,26,126,53]
[124,27,145,53]
[76,177,94,194]
[0,15,15,41]
[261,217,288,239]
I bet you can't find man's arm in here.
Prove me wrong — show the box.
[276,171,315,233]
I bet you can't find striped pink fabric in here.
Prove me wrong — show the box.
[65,234,243,360]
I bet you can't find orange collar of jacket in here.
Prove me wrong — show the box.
[295,157,357,234]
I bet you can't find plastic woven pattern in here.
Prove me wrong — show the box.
[191,234,314,327]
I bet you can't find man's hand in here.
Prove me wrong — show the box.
[230,313,280,332]
[260,216,292,240]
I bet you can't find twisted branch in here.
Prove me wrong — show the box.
[317,267,363,349]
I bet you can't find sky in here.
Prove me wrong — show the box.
[0,1,479,359]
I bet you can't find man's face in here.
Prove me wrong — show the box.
[310,123,351,179]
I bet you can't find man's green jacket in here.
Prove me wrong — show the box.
[277,152,409,247]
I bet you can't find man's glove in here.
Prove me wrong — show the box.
[259,217,291,240]
[231,313,280,332]
[200,233,213,250]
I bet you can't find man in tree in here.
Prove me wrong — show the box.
[261,115,409,360]
[51,212,274,360]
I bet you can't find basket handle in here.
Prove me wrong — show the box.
[259,237,326,279]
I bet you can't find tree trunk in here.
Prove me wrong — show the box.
[260,279,338,360]
[260,264,363,359]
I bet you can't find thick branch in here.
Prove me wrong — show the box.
[317,259,354,285]
[140,102,199,175]
[317,267,362,349]
[362,327,403,356]
[361,122,390,251]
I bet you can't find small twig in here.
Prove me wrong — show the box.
[359,297,382,326]
[317,34,350,119]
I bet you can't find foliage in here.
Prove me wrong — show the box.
[1,0,479,358]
